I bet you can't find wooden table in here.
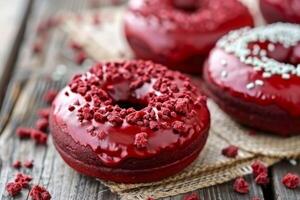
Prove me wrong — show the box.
[0,0,299,199]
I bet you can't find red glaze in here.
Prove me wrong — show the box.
[124,0,254,74]
[204,24,300,136]
[260,0,300,24]
[50,60,210,183]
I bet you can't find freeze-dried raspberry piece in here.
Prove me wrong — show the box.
[24,160,34,169]
[16,127,32,139]
[251,160,267,177]
[75,51,87,65]
[30,185,51,200]
[255,172,269,185]
[31,129,48,144]
[32,41,43,54]
[37,108,51,119]
[251,197,261,200]
[69,41,82,51]
[134,132,148,148]
[43,89,58,104]
[282,173,300,189]
[183,192,200,200]
[6,182,22,196]
[13,160,22,169]
[14,173,32,188]
[233,177,249,194]
[36,118,49,132]
[221,145,238,158]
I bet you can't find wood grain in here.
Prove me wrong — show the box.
[0,0,32,107]
[272,160,300,200]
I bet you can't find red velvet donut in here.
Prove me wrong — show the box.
[204,23,300,136]
[124,0,254,74]
[260,0,300,24]
[50,60,210,183]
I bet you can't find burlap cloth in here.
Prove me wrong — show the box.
[57,4,299,200]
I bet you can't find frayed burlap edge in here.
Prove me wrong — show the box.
[102,156,279,200]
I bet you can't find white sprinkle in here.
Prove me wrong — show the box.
[268,43,275,51]
[282,74,290,79]
[260,50,267,57]
[216,23,300,79]
[221,59,227,66]
[289,159,297,166]
[246,82,255,90]
[262,72,272,78]
[255,80,264,86]
[221,70,228,78]
[253,66,262,71]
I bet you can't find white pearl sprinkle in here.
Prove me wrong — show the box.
[221,70,228,78]
[217,23,300,79]
[246,82,255,90]
[289,159,297,166]
[221,59,227,66]
[282,74,290,79]
[268,43,275,51]
[262,72,272,78]
[255,80,264,86]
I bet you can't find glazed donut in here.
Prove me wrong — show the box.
[260,0,300,24]
[124,0,254,74]
[50,60,210,183]
[204,23,300,136]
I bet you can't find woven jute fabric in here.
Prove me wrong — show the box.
[59,4,298,200]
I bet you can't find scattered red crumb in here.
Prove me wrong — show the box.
[36,118,49,132]
[251,160,268,177]
[24,160,34,169]
[6,172,33,196]
[69,41,82,51]
[134,132,148,148]
[75,51,87,65]
[31,129,48,145]
[37,108,51,119]
[16,127,32,139]
[282,173,300,189]
[30,185,51,200]
[32,41,43,54]
[43,89,58,104]
[6,182,22,196]
[182,192,200,200]
[13,160,22,169]
[251,197,261,200]
[255,172,269,185]
[93,13,101,25]
[147,198,155,200]
[233,177,249,194]
[221,145,238,158]
[14,173,32,188]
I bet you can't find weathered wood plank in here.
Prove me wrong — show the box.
[272,160,300,200]
[0,0,32,107]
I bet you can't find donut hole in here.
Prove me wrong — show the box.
[115,99,147,111]
[172,0,200,13]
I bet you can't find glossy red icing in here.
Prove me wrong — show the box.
[50,60,210,183]
[260,0,300,24]
[204,28,300,135]
[124,0,254,74]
